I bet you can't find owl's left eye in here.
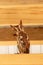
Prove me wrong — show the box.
[23,42,25,46]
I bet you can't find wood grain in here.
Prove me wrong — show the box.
[0,5,43,24]
[0,40,42,45]
[0,0,43,5]
[0,54,42,65]
[0,26,42,45]
[0,26,43,41]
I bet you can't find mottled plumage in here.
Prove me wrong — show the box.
[10,20,30,53]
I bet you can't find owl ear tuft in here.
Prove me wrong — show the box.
[19,20,22,30]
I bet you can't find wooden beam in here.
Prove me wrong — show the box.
[0,26,43,40]
[0,54,42,65]
[0,40,42,45]
[0,5,43,24]
[0,0,43,5]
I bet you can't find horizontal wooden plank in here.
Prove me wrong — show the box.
[0,40,43,45]
[0,0,43,5]
[0,54,42,65]
[0,5,43,24]
[0,26,43,40]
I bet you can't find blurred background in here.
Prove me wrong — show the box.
[0,0,43,54]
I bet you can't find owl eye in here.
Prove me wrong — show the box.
[20,38,22,40]
[23,42,25,45]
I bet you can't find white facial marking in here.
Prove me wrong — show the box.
[20,36,23,39]
[20,41,24,43]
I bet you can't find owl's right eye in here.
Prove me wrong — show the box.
[20,38,22,40]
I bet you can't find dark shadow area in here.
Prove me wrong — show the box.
[0,26,43,41]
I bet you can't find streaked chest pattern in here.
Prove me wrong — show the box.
[17,31,29,47]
